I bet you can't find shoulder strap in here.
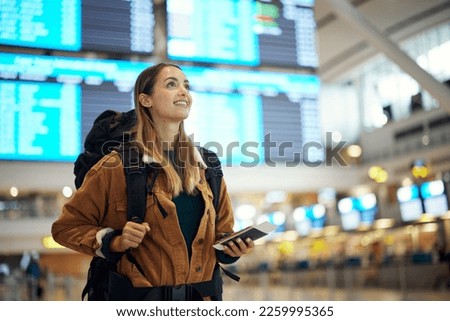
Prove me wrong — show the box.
[120,143,148,223]
[197,147,223,214]
[120,143,152,277]
[196,147,240,282]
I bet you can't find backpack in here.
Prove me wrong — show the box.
[74,109,224,300]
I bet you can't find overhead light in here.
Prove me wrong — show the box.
[62,186,73,198]
[347,144,362,158]
[368,166,388,183]
[235,204,257,220]
[10,186,19,197]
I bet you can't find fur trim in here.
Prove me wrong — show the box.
[193,147,207,169]
[142,153,155,164]
[95,227,114,258]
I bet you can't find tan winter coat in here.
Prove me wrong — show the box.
[51,149,235,288]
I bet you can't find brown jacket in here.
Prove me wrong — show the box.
[51,149,235,288]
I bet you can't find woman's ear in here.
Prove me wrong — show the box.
[139,93,152,108]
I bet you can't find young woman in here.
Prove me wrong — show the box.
[52,63,254,300]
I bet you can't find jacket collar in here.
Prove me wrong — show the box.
[142,147,207,169]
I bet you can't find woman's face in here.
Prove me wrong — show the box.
[140,66,192,124]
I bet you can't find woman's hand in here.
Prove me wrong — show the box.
[222,237,255,257]
[110,221,150,253]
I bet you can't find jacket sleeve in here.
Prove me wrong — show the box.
[51,156,119,258]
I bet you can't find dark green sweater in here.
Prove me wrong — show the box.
[172,191,204,258]
[169,150,238,264]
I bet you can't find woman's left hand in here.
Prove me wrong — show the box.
[222,237,255,257]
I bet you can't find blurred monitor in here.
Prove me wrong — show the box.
[293,204,326,236]
[396,184,423,222]
[420,180,449,217]
[257,211,286,233]
[337,197,361,231]
[337,193,378,230]
[355,193,378,228]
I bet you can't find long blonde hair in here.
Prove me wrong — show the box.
[133,63,200,196]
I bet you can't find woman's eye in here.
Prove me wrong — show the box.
[167,81,176,88]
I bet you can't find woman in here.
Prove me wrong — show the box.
[52,63,254,300]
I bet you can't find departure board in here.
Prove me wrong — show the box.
[167,0,318,68]
[0,52,321,165]
[182,66,322,165]
[0,0,81,50]
[82,0,154,53]
[0,52,150,162]
[0,0,154,54]
[0,80,80,161]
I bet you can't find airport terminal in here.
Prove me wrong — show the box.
[0,0,449,301]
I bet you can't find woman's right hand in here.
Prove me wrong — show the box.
[110,221,150,252]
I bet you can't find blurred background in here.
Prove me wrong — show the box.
[0,0,449,301]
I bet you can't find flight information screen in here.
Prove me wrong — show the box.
[180,66,322,165]
[167,0,318,68]
[0,53,321,164]
[0,80,80,162]
[0,52,148,162]
[0,0,81,50]
[0,0,154,54]
[81,0,154,53]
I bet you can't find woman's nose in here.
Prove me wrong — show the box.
[178,86,188,95]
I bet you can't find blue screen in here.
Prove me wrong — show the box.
[420,180,449,216]
[0,0,81,51]
[167,0,318,68]
[0,52,321,165]
[293,204,326,236]
[397,185,424,222]
[355,193,378,226]
[420,180,445,199]
[0,0,154,54]
[337,194,378,230]
[185,92,264,166]
[0,52,150,162]
[0,80,81,161]
[259,211,286,233]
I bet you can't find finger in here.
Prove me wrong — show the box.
[124,240,140,249]
[122,228,144,241]
[126,221,148,233]
[225,240,244,257]
[222,245,237,257]
[142,222,151,233]
[124,224,148,238]
[245,238,255,248]
[234,238,248,252]
[121,236,142,249]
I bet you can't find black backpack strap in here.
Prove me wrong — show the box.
[120,144,169,278]
[121,143,147,223]
[197,147,240,283]
[120,144,151,277]
[197,147,223,213]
